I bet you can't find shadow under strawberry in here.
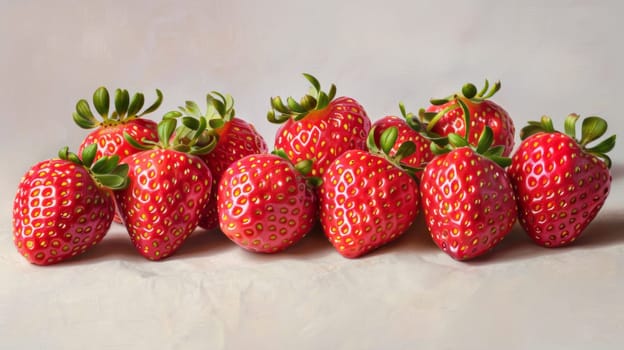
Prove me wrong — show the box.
[362,214,440,259]
[166,228,239,259]
[61,230,144,265]
[464,213,624,264]
[608,163,624,180]
[567,214,624,248]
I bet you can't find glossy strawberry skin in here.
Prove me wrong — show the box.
[372,116,434,168]
[79,118,158,161]
[198,118,268,230]
[427,100,515,156]
[508,132,611,247]
[12,159,114,265]
[275,96,371,177]
[320,150,420,258]
[218,154,317,253]
[80,118,158,224]
[115,149,212,260]
[421,148,517,260]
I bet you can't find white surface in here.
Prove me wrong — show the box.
[1,1,623,349]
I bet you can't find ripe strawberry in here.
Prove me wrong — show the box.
[218,153,317,253]
[372,102,435,169]
[268,73,371,177]
[12,144,128,265]
[73,86,162,160]
[115,118,214,260]
[320,127,420,258]
[420,101,517,260]
[421,80,515,156]
[171,92,268,230]
[508,114,615,247]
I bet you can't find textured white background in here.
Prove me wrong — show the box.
[1,1,623,349]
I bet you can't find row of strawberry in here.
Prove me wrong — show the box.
[12,74,615,265]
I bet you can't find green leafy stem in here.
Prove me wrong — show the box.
[521,114,616,168]
[267,73,337,124]
[418,79,501,132]
[58,144,129,190]
[428,89,510,168]
[367,126,420,178]
[272,149,323,187]
[123,117,217,156]
[73,87,163,129]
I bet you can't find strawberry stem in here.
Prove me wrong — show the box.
[73,87,162,129]
[57,144,129,190]
[521,114,616,168]
[480,80,501,100]
[399,102,426,133]
[367,126,418,174]
[423,79,501,131]
[456,97,471,140]
[267,73,337,124]
[477,79,490,97]
[272,149,322,186]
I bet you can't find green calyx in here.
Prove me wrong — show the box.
[367,126,419,177]
[123,116,217,156]
[400,101,447,146]
[431,85,511,168]
[158,90,240,154]
[431,126,511,168]
[421,82,511,168]
[267,73,337,124]
[73,87,163,129]
[520,114,616,168]
[177,91,235,131]
[58,144,129,190]
[419,79,501,132]
[272,149,322,187]
[401,101,425,132]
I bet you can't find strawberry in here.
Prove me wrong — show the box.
[508,114,615,247]
[170,92,268,230]
[115,118,214,260]
[12,144,128,265]
[421,80,515,156]
[73,86,162,160]
[268,73,371,177]
[420,99,517,260]
[320,127,420,258]
[217,152,317,253]
[372,102,435,169]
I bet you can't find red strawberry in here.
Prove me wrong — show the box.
[74,87,162,224]
[508,114,615,247]
[420,118,517,260]
[12,144,128,265]
[171,92,268,230]
[320,127,420,258]
[372,103,435,169]
[218,153,317,253]
[268,73,371,177]
[73,87,162,160]
[422,80,515,156]
[115,119,214,260]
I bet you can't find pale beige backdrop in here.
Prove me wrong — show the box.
[1,1,623,349]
